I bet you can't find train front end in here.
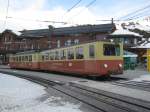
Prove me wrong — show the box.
[98,42,123,76]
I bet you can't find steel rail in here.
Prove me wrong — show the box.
[1,71,150,112]
[112,81,150,91]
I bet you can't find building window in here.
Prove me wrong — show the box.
[124,38,128,44]
[134,38,137,45]
[5,37,7,42]
[76,47,84,59]
[37,44,40,49]
[31,44,34,49]
[65,41,67,46]
[74,39,79,44]
[67,40,71,46]
[48,43,51,48]
[57,40,60,48]
[89,45,95,58]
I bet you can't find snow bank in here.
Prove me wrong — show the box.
[132,75,150,82]
[0,73,82,112]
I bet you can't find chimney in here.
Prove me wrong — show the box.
[111,18,114,24]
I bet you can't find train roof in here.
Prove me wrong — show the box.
[41,40,121,54]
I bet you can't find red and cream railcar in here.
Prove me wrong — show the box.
[40,41,123,77]
[9,51,41,70]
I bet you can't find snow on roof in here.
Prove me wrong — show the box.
[133,40,150,48]
[111,23,142,37]
[122,18,150,32]
[127,24,150,31]
[123,51,138,57]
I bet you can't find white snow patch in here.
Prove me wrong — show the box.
[111,23,142,37]
[134,41,150,48]
[0,73,83,112]
[131,75,150,82]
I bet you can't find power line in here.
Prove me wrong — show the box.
[67,0,82,12]
[61,0,82,23]
[96,19,119,22]
[4,0,10,29]
[86,0,96,7]
[68,0,96,22]
[125,9,150,21]
[7,16,68,24]
[119,4,150,20]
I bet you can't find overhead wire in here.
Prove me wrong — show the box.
[125,9,150,21]
[4,0,10,29]
[68,0,96,23]
[7,16,68,24]
[67,0,82,12]
[61,0,82,25]
[119,4,150,21]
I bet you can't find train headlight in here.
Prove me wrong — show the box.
[119,63,122,68]
[104,64,108,68]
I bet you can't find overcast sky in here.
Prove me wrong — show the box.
[0,0,149,33]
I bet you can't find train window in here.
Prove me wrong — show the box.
[22,56,25,61]
[60,50,66,60]
[25,56,28,61]
[34,55,36,60]
[55,51,60,60]
[29,55,32,62]
[49,52,54,60]
[89,45,95,58]
[42,55,45,61]
[12,57,14,62]
[14,57,16,62]
[19,56,21,62]
[103,44,120,56]
[45,53,49,60]
[76,47,84,59]
[16,57,18,62]
[13,57,14,62]
[67,48,74,60]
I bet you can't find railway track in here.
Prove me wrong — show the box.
[112,80,150,92]
[3,72,150,112]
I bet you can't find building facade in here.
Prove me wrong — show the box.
[0,23,117,64]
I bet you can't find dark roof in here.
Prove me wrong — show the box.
[20,23,116,37]
[108,34,141,38]
[53,24,115,36]
[2,29,17,36]
[20,29,50,38]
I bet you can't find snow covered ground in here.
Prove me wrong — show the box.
[0,73,83,112]
[131,75,150,82]
[111,68,150,81]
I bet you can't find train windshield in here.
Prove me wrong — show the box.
[103,44,120,56]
